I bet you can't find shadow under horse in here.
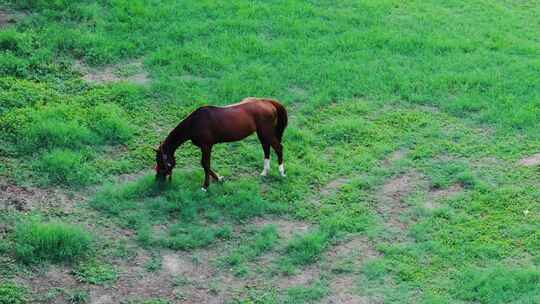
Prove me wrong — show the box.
[154,97,288,191]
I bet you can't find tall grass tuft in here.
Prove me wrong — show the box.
[32,149,97,187]
[14,217,92,264]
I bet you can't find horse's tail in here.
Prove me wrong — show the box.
[267,99,288,141]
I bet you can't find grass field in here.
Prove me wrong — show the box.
[0,0,539,303]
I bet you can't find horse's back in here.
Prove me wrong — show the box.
[190,98,280,143]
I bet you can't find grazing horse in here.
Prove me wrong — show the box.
[155,97,288,191]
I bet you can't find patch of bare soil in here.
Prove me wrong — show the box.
[17,250,178,303]
[323,281,376,304]
[320,177,349,197]
[0,180,77,215]
[310,176,350,206]
[424,184,463,210]
[383,149,407,166]
[76,60,150,85]
[99,249,246,303]
[288,86,309,101]
[251,217,311,240]
[158,249,248,304]
[115,170,149,184]
[377,173,421,231]
[17,265,78,304]
[276,265,320,289]
[0,8,24,27]
[0,10,12,26]
[326,237,379,262]
[519,152,540,167]
[323,237,381,304]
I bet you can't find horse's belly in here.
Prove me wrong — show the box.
[217,127,254,142]
[210,108,259,143]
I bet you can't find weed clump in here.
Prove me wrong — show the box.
[73,261,117,285]
[0,282,27,304]
[14,217,92,263]
[284,280,328,304]
[32,149,97,186]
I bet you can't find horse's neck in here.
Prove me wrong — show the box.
[163,118,191,154]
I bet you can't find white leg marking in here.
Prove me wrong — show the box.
[260,158,270,176]
[217,175,224,182]
[279,163,285,177]
[201,187,207,192]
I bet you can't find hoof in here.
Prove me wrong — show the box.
[280,173,286,177]
[260,172,268,177]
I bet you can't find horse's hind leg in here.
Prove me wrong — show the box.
[256,127,272,176]
[209,169,223,182]
[259,142,271,176]
[271,138,285,177]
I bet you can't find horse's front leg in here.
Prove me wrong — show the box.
[200,145,212,191]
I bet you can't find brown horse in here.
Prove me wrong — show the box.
[155,97,288,191]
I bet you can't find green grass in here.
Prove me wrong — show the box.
[32,149,97,186]
[90,174,279,250]
[453,266,540,304]
[278,230,330,274]
[284,281,329,304]
[13,217,92,263]
[72,261,117,285]
[0,0,539,302]
[64,290,89,304]
[0,282,27,304]
[223,225,279,276]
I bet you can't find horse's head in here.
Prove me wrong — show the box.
[154,145,176,182]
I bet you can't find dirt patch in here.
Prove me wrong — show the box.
[376,173,424,232]
[277,265,320,289]
[251,217,311,240]
[0,180,77,215]
[320,177,349,197]
[383,149,407,166]
[115,170,149,184]
[158,249,247,303]
[424,184,463,209]
[76,60,150,85]
[322,237,380,304]
[162,252,201,277]
[16,265,78,304]
[288,86,309,101]
[91,294,113,304]
[326,237,379,262]
[519,152,540,167]
[0,8,24,27]
[83,251,177,303]
[323,281,375,304]
[0,9,13,26]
